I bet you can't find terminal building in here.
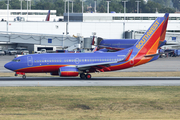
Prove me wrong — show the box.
[0,9,180,53]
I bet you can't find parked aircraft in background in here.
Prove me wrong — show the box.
[45,10,50,21]
[4,14,167,79]
[97,13,169,51]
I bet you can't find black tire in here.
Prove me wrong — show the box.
[22,75,26,79]
[80,73,86,79]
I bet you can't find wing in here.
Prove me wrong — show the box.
[98,45,124,51]
[77,49,133,72]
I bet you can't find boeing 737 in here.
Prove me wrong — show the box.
[4,14,167,79]
[98,13,169,51]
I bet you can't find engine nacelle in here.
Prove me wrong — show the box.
[59,67,79,77]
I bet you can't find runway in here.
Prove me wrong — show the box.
[0,77,180,86]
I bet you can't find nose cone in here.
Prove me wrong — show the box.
[4,62,14,71]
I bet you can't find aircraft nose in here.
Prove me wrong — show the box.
[4,62,14,71]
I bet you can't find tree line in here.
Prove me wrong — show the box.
[0,0,177,16]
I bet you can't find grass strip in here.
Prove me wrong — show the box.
[0,86,180,119]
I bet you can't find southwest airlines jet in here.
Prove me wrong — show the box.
[4,14,167,79]
[98,13,169,51]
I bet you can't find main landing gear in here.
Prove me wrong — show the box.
[80,73,91,79]
[15,72,26,79]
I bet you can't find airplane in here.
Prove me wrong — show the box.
[45,10,50,21]
[97,13,169,51]
[4,14,167,79]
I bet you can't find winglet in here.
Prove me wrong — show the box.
[119,49,133,62]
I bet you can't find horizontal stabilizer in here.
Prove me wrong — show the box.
[145,49,173,57]
[145,54,159,57]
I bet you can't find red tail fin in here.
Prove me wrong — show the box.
[91,36,95,45]
[45,10,50,21]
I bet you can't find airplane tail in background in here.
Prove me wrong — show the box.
[159,13,169,47]
[133,16,165,56]
[45,10,50,21]
[91,36,95,45]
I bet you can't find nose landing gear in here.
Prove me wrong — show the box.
[80,73,91,79]
[15,72,26,79]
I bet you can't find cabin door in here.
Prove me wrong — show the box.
[27,56,33,66]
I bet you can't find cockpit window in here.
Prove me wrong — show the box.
[12,59,20,62]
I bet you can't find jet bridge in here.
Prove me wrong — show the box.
[0,31,80,47]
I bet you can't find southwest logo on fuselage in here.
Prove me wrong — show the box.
[136,20,160,49]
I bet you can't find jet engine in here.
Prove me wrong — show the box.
[59,67,79,77]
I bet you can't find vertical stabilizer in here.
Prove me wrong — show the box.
[159,13,169,47]
[133,17,165,55]
[45,10,50,21]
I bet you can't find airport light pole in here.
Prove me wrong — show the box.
[6,0,11,32]
[25,0,30,21]
[135,1,141,13]
[19,0,23,15]
[81,0,86,13]
[94,0,97,13]
[122,0,128,39]
[106,1,110,13]
[66,0,69,35]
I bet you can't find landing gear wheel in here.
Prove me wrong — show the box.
[86,74,91,79]
[80,73,86,79]
[22,75,26,79]
[15,73,17,76]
